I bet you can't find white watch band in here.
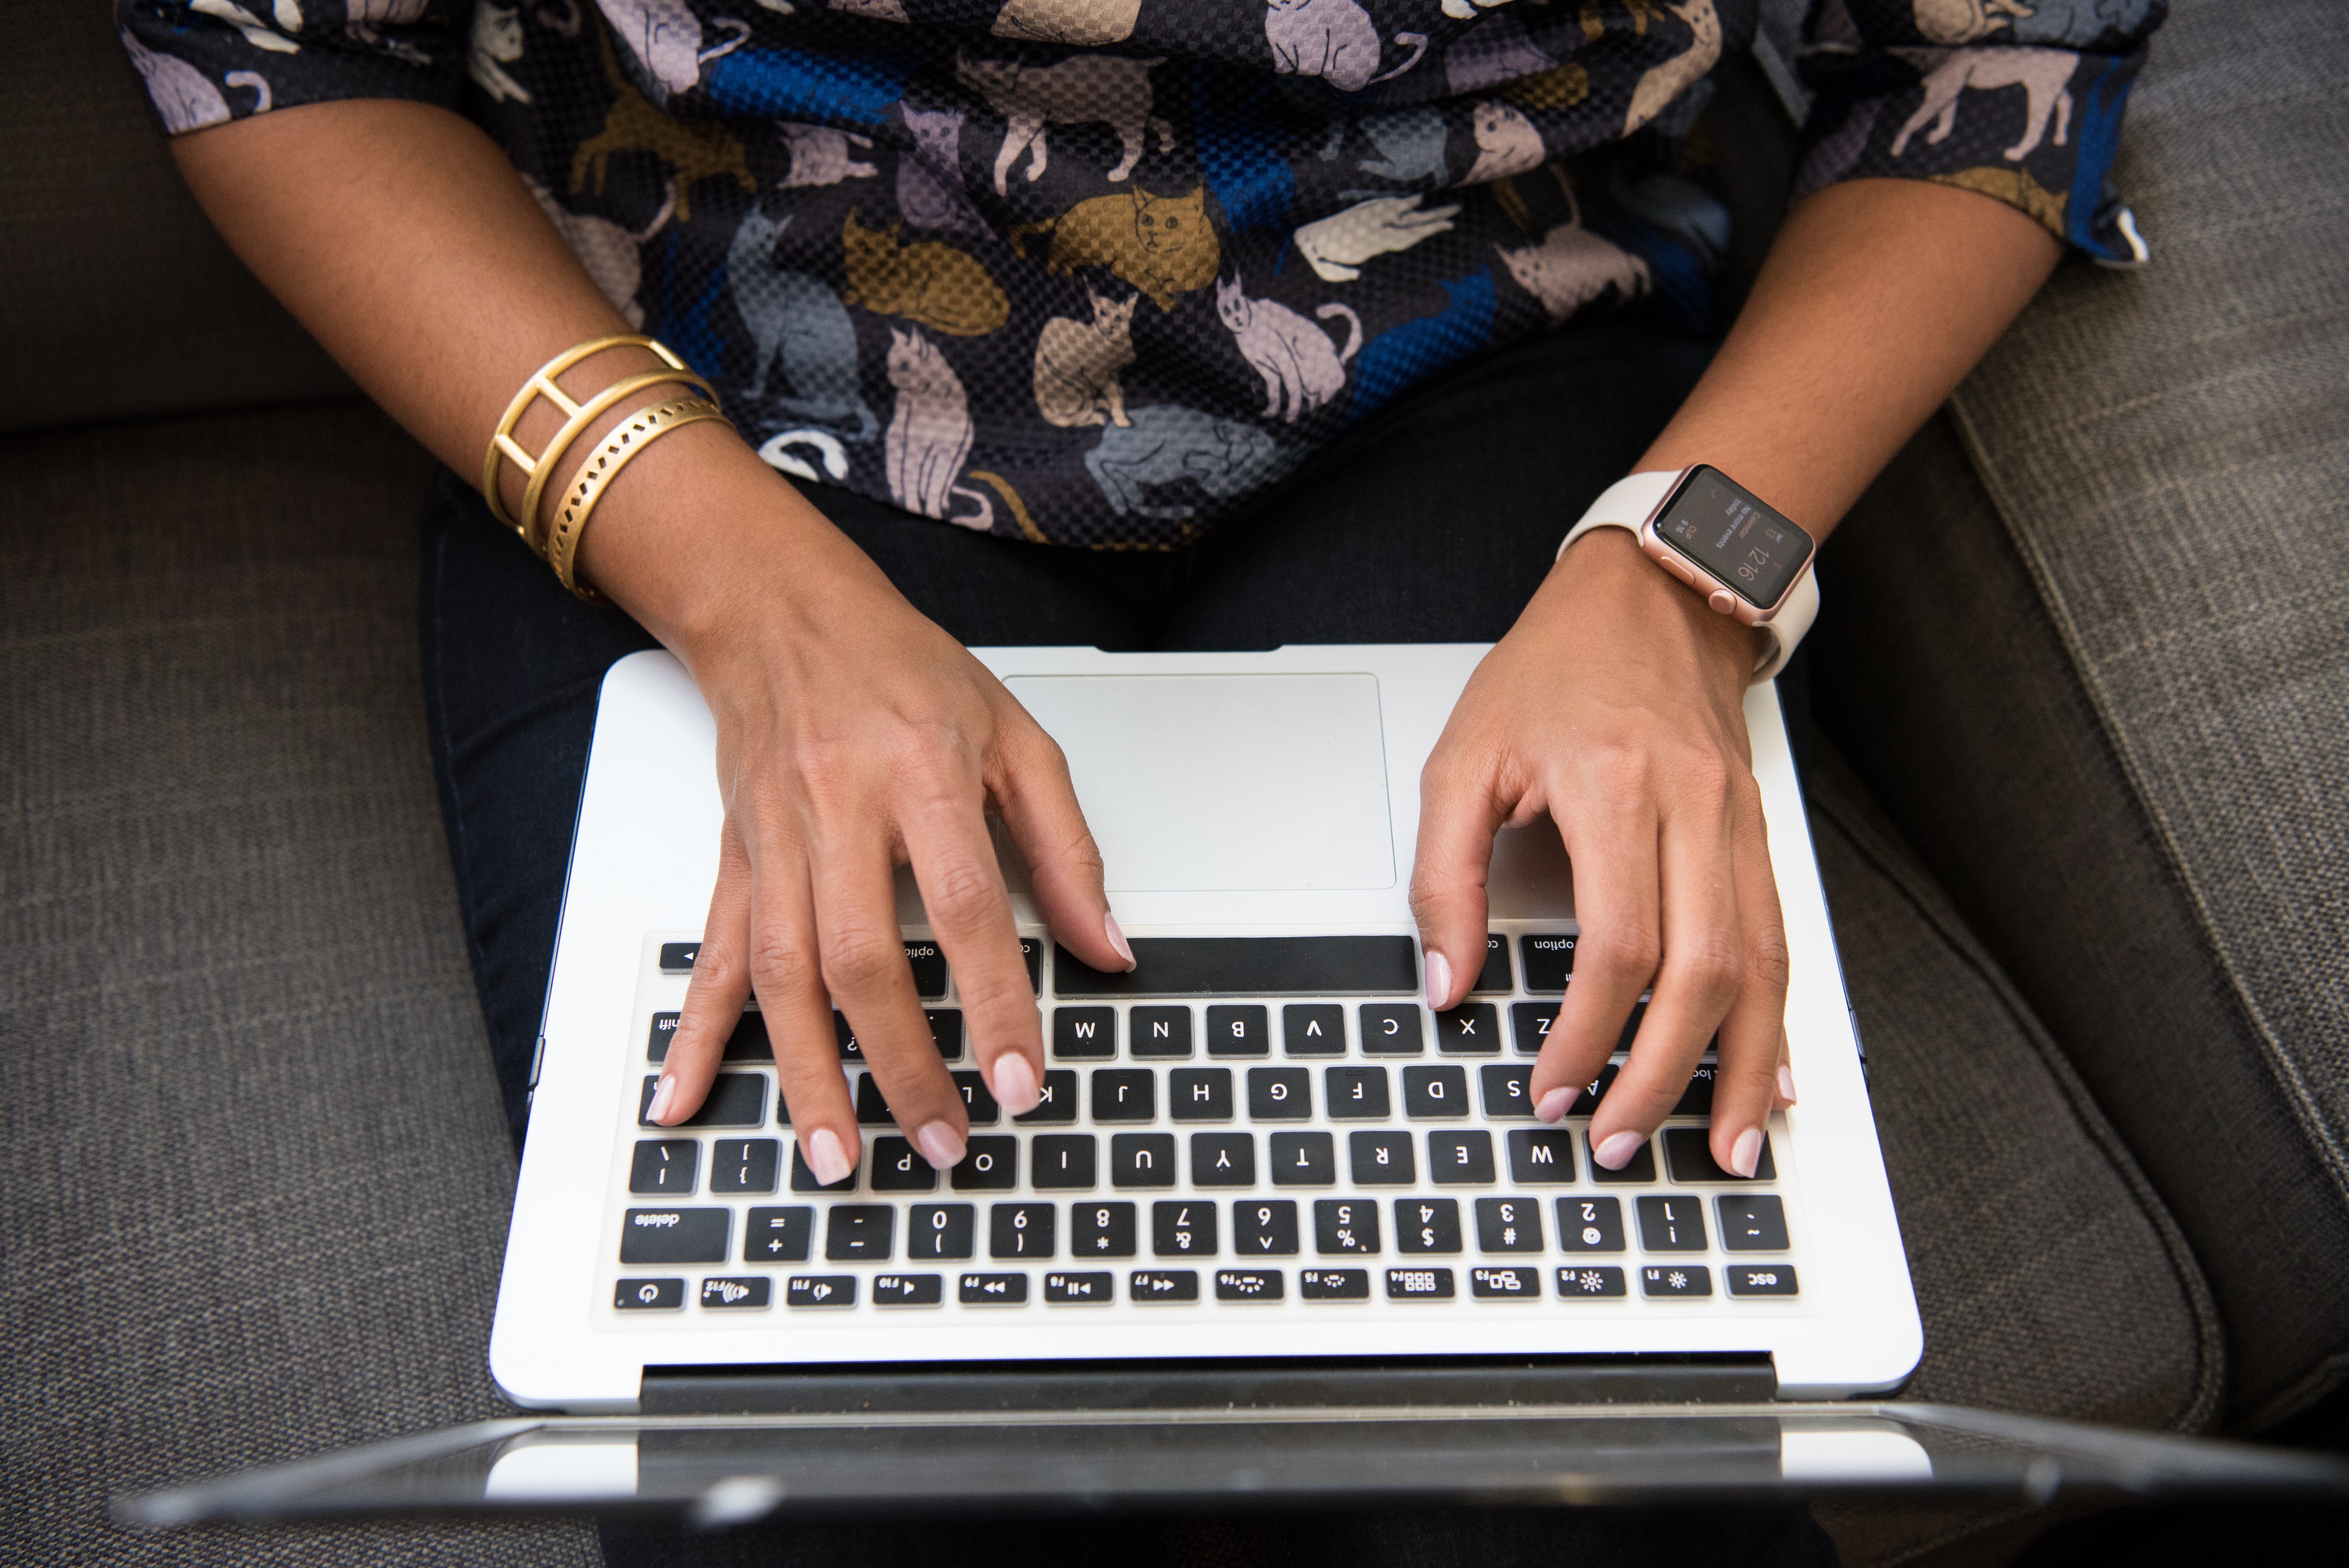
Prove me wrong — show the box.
[1557,469,1820,683]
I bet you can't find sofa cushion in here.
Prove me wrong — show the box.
[0,402,594,1566]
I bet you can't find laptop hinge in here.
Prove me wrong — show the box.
[640,1354,1777,1417]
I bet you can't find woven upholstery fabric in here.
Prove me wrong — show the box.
[0,403,597,1566]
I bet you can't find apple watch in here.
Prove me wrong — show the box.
[1556,466,1820,682]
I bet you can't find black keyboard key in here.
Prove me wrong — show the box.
[1395,1197,1461,1254]
[1557,1265,1628,1298]
[1562,1062,1621,1117]
[1716,1194,1789,1251]
[1071,1201,1137,1258]
[744,1206,813,1262]
[952,1135,1019,1191]
[833,1013,860,1061]
[1470,1265,1540,1299]
[1360,1003,1424,1055]
[1674,1060,1715,1115]
[710,1138,780,1195]
[1505,1129,1577,1185]
[990,1202,1055,1260]
[1045,1271,1114,1303]
[1055,936,1416,997]
[925,1010,965,1061]
[1189,1132,1256,1187]
[788,1274,857,1308]
[1054,1007,1116,1059]
[1314,1198,1381,1255]
[854,1075,895,1126]
[908,1204,975,1260]
[902,940,948,998]
[617,1277,684,1310]
[1472,933,1512,994]
[1641,1263,1712,1298]
[1587,1133,1656,1183]
[1663,1128,1775,1182]
[1091,1069,1156,1122]
[1019,937,1042,994]
[1032,1133,1098,1189]
[873,1273,944,1306]
[1324,1066,1390,1119]
[1510,1003,1556,1057]
[1386,1266,1453,1299]
[1171,1067,1235,1121]
[1153,1200,1218,1258]
[658,942,700,972]
[1636,1195,1707,1251]
[649,1013,681,1060]
[699,1276,770,1310]
[1348,1130,1415,1185]
[1480,1065,1533,1120]
[1206,1004,1270,1057]
[1403,1065,1469,1119]
[1215,1269,1284,1301]
[1269,1131,1335,1186]
[1132,1005,1193,1058]
[1246,1067,1311,1120]
[1131,1269,1199,1302]
[1014,1069,1080,1124]
[952,1071,1001,1125]
[1473,1197,1543,1252]
[1436,1004,1500,1055]
[1519,934,1578,992]
[790,1144,857,1192]
[647,1011,775,1064]
[1725,1264,1799,1297]
[630,1139,699,1196]
[620,1207,729,1264]
[826,1205,895,1261]
[1300,1267,1370,1301]
[1233,1199,1299,1256]
[1110,1132,1177,1188]
[1428,1130,1496,1185]
[836,1009,957,1062]
[1283,1004,1346,1056]
[1557,1196,1626,1253]
[872,1136,939,1191]
[960,1271,1028,1304]
[639,1072,765,1128]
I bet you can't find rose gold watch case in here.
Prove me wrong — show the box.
[1634,469,1814,628]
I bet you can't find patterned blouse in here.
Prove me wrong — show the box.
[119,0,2164,548]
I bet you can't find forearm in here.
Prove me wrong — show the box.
[1638,177,2063,542]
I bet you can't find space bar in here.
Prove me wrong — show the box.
[1053,936,1419,997]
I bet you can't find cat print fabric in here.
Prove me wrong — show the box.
[120,0,2164,547]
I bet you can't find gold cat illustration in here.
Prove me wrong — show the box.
[1929,165,2068,234]
[839,209,1011,337]
[570,26,752,221]
[1009,185,1219,314]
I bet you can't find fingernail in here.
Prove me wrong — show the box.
[1104,911,1136,970]
[645,1075,678,1124]
[915,1120,967,1171]
[1731,1127,1763,1179]
[991,1052,1041,1116]
[806,1126,853,1187]
[1777,1064,1797,1106]
[1534,1087,1574,1123]
[1425,950,1452,1009]
[1593,1131,1645,1171]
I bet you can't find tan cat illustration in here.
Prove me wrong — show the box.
[992,0,1143,45]
[570,27,752,220]
[839,209,1012,337]
[1010,185,1220,313]
[1623,0,1722,136]
[1890,47,2075,162]
[1033,289,1139,428]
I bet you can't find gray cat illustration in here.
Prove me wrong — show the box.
[897,103,989,235]
[1353,107,1448,189]
[1085,404,1289,521]
[727,208,879,440]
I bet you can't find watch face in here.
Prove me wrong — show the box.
[1655,466,1814,610]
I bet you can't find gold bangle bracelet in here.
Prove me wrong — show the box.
[478,334,709,533]
[545,396,731,602]
[515,367,720,556]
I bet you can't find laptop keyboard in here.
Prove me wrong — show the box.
[606,930,1802,1324]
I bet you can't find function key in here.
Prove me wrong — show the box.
[1206,1004,1270,1057]
[629,1139,699,1196]
[908,1203,976,1260]
[658,943,700,973]
[959,1271,1028,1304]
[825,1205,895,1261]
[1436,1004,1501,1055]
[1640,1264,1712,1299]
[1472,1196,1542,1253]
[1504,1129,1577,1185]
[1385,1267,1454,1300]
[1480,1065,1533,1119]
[1132,1005,1193,1058]
[873,1273,945,1306]
[1586,1133,1656,1183]
[1153,1199,1218,1258]
[1299,1267,1370,1301]
[787,1274,858,1308]
[639,1072,765,1128]
[744,1205,813,1262]
[620,1207,729,1265]
[1556,1265,1628,1299]
[1091,1068,1156,1122]
[1014,1069,1080,1124]
[1403,1065,1469,1118]
[1725,1264,1799,1297]
[1360,1004,1425,1056]
[1429,1130,1496,1185]
[1246,1067,1310,1121]
[1325,1066,1390,1120]
[1131,1269,1199,1302]
[1470,1266,1540,1299]
[617,1277,685,1310]
[1269,1131,1336,1187]
[1215,1269,1284,1302]
[1635,1195,1708,1252]
[1283,1004,1346,1056]
[710,1138,780,1195]
[1471,933,1512,995]
[1189,1132,1255,1187]
[1172,1067,1236,1121]
[1717,1194,1790,1251]
[1519,935,1578,993]
[699,1276,770,1310]
[1110,1132,1177,1188]
[1053,1007,1116,1059]
[1044,1270,1114,1304]
[1556,1196,1626,1253]
[1663,1128,1775,1182]
[902,941,948,998]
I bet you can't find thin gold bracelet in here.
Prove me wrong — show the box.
[545,396,732,602]
[516,368,719,556]
[478,334,714,535]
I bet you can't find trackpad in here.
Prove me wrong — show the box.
[1006,674,1395,893]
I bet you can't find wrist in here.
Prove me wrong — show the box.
[1552,527,1764,692]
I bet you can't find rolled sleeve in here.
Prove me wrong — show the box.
[118,0,468,136]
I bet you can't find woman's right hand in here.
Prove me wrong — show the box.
[588,424,1134,1182]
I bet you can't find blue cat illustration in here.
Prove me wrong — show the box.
[1347,268,1496,422]
[1191,77,1294,236]
[727,208,879,440]
[701,43,913,126]
[1085,404,1289,520]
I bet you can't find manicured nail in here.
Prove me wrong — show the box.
[1777,1064,1797,1107]
[1731,1127,1763,1180]
[1424,950,1452,1009]
[645,1074,678,1124]
[915,1120,967,1171]
[991,1052,1041,1116]
[1534,1087,1574,1123]
[806,1126,853,1187]
[1104,911,1136,970]
[1593,1131,1645,1170]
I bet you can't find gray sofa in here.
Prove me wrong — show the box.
[3,2,2340,1564]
